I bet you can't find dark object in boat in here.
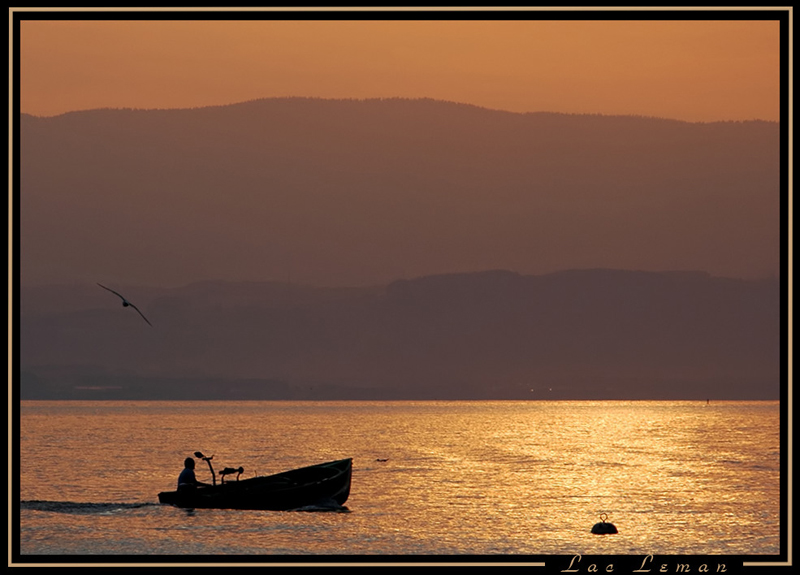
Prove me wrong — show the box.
[219,466,245,483]
[158,457,352,511]
[194,451,217,485]
[591,513,618,534]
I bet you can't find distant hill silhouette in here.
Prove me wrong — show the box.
[20,97,780,288]
[19,269,781,400]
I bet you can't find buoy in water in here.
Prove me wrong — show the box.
[591,513,618,534]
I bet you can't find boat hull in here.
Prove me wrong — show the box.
[157,458,352,511]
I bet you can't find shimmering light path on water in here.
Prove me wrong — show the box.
[17,400,780,558]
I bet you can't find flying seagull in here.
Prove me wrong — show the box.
[97,283,152,326]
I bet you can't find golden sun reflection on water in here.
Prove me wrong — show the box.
[19,400,780,556]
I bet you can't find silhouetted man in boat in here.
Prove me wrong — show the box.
[177,457,211,491]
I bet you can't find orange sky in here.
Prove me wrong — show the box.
[16,13,782,122]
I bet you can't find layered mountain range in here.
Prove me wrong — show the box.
[18,98,783,399]
[20,97,780,287]
[19,270,781,400]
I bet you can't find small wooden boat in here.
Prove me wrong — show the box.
[158,456,353,511]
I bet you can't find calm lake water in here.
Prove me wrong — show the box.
[15,400,781,564]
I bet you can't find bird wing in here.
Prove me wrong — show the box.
[97,283,126,301]
[98,283,152,326]
[128,303,153,327]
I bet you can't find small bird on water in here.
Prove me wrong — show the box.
[97,283,152,326]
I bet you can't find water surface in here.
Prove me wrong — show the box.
[16,400,781,560]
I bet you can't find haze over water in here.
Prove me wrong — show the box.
[18,400,780,559]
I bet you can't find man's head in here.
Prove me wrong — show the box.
[184,457,195,469]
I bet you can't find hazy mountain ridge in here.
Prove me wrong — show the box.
[20,97,780,287]
[19,269,781,400]
[22,95,778,123]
